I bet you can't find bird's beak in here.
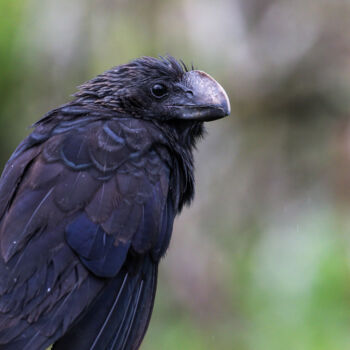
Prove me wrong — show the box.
[168,70,230,122]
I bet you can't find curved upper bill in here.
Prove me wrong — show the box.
[169,70,231,122]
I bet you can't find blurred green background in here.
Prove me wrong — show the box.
[1,0,350,349]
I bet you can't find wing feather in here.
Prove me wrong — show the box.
[0,116,174,349]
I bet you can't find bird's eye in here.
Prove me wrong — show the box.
[151,84,168,98]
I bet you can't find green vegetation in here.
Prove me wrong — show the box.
[1,1,350,348]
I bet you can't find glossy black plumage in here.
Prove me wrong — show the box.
[0,56,230,349]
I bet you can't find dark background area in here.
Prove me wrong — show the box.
[1,0,350,349]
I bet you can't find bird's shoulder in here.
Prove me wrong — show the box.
[0,108,175,269]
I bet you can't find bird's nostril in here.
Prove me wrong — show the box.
[186,90,194,97]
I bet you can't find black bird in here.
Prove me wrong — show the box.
[0,56,230,350]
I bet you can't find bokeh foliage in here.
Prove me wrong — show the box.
[0,0,350,349]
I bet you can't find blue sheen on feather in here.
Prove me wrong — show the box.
[103,124,125,145]
[52,116,95,135]
[60,135,92,170]
[60,106,89,116]
[60,148,91,170]
[66,213,130,278]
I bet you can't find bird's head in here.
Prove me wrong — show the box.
[75,56,230,124]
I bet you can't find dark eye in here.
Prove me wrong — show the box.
[151,83,168,98]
